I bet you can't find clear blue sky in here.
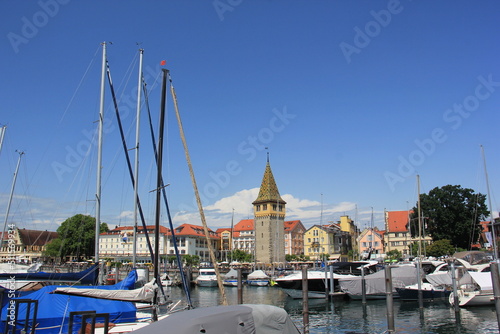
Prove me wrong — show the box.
[1,1,499,233]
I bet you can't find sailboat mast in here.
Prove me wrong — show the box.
[0,125,6,158]
[1,150,23,245]
[95,41,106,264]
[417,174,422,258]
[132,49,144,267]
[152,68,168,322]
[481,145,498,260]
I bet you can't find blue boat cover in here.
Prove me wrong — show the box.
[0,263,99,285]
[0,270,139,334]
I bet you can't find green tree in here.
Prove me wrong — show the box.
[43,238,63,260]
[230,249,253,263]
[409,185,488,250]
[55,214,109,261]
[386,249,402,261]
[426,239,455,258]
[183,254,200,267]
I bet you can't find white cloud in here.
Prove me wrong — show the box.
[172,189,361,230]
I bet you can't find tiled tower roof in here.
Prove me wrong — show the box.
[252,160,286,205]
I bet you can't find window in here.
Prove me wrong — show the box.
[263,204,267,210]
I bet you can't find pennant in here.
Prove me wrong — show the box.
[160,60,166,66]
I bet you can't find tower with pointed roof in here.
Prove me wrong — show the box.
[252,155,286,264]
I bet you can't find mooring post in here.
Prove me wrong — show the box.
[489,260,500,331]
[302,265,309,334]
[237,268,243,304]
[450,261,460,313]
[361,266,366,304]
[385,265,395,333]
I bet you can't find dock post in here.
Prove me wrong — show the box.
[490,260,500,330]
[450,261,460,313]
[385,265,395,333]
[361,266,366,304]
[237,268,243,304]
[324,264,329,301]
[329,264,334,305]
[302,265,309,334]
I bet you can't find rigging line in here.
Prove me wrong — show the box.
[116,51,139,96]
[59,45,101,124]
[143,73,193,308]
[169,72,227,306]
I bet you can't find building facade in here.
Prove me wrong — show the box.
[99,223,219,263]
[0,227,58,263]
[357,227,385,259]
[284,220,305,256]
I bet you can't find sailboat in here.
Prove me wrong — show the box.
[395,175,452,302]
[449,146,498,307]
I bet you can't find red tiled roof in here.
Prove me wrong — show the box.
[17,229,58,246]
[386,210,411,232]
[101,225,170,235]
[171,223,218,239]
[233,219,254,231]
[284,220,304,232]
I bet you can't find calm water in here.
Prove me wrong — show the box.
[164,285,500,334]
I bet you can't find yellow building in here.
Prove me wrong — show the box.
[303,225,335,261]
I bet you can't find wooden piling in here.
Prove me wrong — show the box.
[302,265,309,334]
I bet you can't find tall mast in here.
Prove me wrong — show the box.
[152,68,168,322]
[1,150,24,245]
[481,145,497,259]
[132,48,144,267]
[95,41,106,264]
[0,125,6,159]
[417,174,422,258]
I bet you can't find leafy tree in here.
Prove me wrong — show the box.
[230,249,253,263]
[386,249,402,261]
[43,238,63,260]
[54,214,109,261]
[348,249,359,261]
[426,239,455,258]
[183,254,200,267]
[409,185,488,250]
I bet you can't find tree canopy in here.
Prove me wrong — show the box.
[409,185,488,250]
[44,214,109,261]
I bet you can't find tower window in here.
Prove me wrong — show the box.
[273,204,277,210]
[263,204,267,210]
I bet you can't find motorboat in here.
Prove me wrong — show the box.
[195,268,218,287]
[339,264,418,300]
[449,271,494,307]
[275,261,378,299]
[396,282,451,301]
[246,270,270,286]
[222,268,239,287]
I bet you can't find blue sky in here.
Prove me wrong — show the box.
[1,0,500,234]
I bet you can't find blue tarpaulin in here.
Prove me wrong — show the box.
[0,270,139,334]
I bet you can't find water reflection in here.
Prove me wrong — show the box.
[166,286,499,333]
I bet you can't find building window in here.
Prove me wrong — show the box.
[263,204,267,210]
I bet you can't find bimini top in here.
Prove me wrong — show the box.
[133,304,300,334]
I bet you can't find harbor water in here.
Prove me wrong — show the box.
[165,285,499,333]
